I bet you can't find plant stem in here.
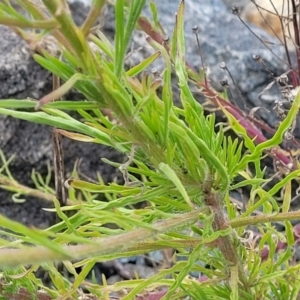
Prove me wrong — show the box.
[230,210,300,228]
[0,209,203,267]
[203,177,250,294]
[0,175,77,205]
[81,0,106,37]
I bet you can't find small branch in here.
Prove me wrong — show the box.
[291,0,300,78]
[0,210,203,267]
[81,0,106,37]
[0,175,76,206]
[203,177,250,293]
[204,189,235,261]
[0,16,57,29]
[230,210,300,228]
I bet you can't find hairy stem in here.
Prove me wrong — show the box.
[230,210,300,228]
[203,177,250,293]
[0,210,203,267]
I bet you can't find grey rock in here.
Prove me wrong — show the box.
[68,0,92,4]
[121,263,157,279]
[139,0,289,128]
[148,250,165,263]
[222,0,248,11]
[105,263,157,286]
[106,274,123,285]
[118,256,146,265]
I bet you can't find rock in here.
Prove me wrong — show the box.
[0,0,295,227]
[222,0,248,11]
[139,0,290,128]
[0,1,122,227]
[120,263,157,279]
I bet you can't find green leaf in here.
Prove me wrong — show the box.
[0,108,112,146]
[149,1,160,30]
[126,51,161,76]
[236,91,300,172]
[36,73,86,109]
[0,214,71,257]
[159,163,194,209]
[285,221,294,246]
[0,99,37,109]
[114,0,146,77]
[114,0,125,78]
[282,180,291,213]
[230,178,266,190]
[260,270,287,282]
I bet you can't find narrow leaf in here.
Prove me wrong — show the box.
[159,163,194,209]
[126,51,161,77]
[282,180,292,213]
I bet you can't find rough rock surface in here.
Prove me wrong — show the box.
[140,0,289,127]
[0,2,122,227]
[222,0,249,11]
[0,0,293,227]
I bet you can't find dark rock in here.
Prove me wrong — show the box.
[0,1,122,227]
